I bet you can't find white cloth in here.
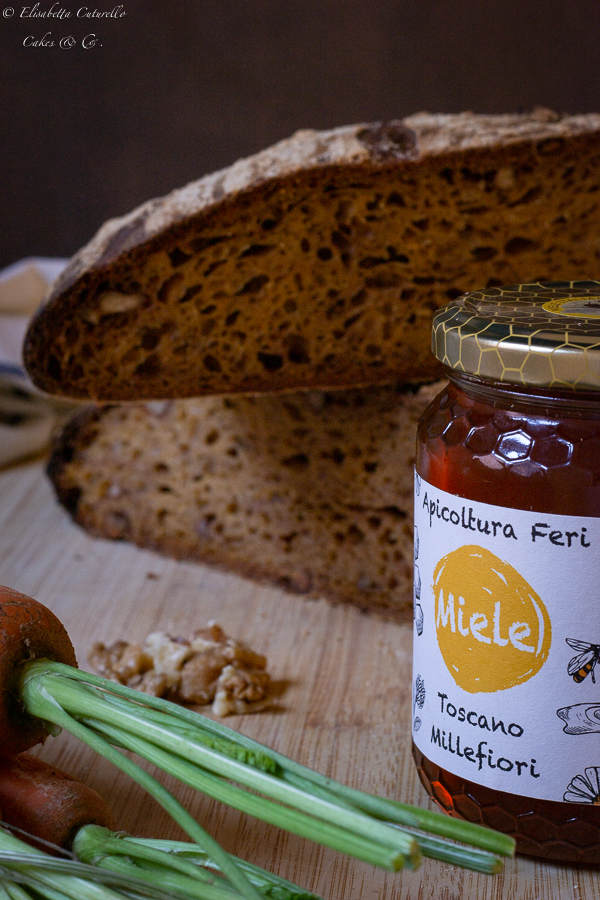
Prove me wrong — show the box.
[0,258,70,468]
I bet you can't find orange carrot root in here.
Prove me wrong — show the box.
[0,752,114,849]
[0,585,77,759]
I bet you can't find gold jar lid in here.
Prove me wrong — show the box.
[432,281,600,390]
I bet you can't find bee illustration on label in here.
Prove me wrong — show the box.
[567,638,600,684]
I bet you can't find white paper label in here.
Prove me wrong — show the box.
[412,474,600,803]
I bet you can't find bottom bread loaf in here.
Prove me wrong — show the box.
[48,381,441,620]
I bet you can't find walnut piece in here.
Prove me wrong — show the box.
[88,623,270,716]
[213,664,271,717]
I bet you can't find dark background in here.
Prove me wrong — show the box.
[1,0,600,270]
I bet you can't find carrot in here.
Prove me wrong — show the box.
[0,585,77,759]
[0,752,114,849]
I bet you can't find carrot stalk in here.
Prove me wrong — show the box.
[36,672,415,865]
[19,659,512,873]
[73,826,322,900]
[80,671,515,858]
[0,827,193,900]
[21,666,415,869]
[72,831,252,900]
[0,830,301,900]
[66,853,259,900]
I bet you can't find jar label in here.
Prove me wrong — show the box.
[412,474,600,803]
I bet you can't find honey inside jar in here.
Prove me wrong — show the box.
[412,282,600,862]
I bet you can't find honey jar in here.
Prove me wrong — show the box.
[412,281,600,862]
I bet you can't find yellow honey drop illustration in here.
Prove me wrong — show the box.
[433,545,551,693]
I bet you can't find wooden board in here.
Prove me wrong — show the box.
[0,457,592,898]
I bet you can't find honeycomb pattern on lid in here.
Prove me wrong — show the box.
[432,281,600,390]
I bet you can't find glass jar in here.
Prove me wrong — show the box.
[412,282,600,862]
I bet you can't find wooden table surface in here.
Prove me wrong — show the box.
[0,456,591,899]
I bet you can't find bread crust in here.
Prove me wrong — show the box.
[24,110,600,400]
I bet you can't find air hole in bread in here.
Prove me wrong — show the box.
[470,246,498,261]
[281,453,309,469]
[236,275,269,295]
[257,352,283,371]
[168,247,193,267]
[505,236,539,254]
[285,334,310,364]
[134,355,161,377]
[140,328,161,351]
[203,355,221,372]
[179,285,202,304]
[239,244,275,258]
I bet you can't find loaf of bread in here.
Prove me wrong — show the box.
[24,110,600,401]
[29,110,600,618]
[47,381,440,620]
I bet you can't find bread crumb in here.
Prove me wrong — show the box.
[88,623,271,716]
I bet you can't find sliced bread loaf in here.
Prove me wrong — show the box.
[47,381,440,620]
[24,110,600,401]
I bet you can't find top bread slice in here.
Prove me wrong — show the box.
[24,109,600,401]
